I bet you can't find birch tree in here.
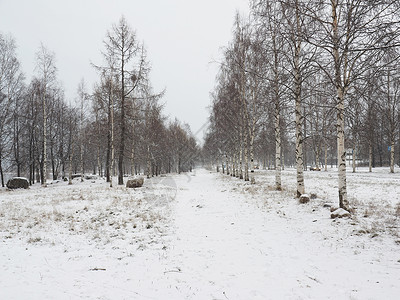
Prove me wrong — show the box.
[252,0,287,190]
[34,44,57,186]
[279,0,318,197]
[77,79,88,181]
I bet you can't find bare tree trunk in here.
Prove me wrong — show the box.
[97,144,101,177]
[42,93,47,187]
[239,127,243,180]
[295,94,304,196]
[235,152,239,178]
[369,142,373,172]
[226,154,230,176]
[249,129,255,184]
[106,91,112,182]
[131,146,135,176]
[390,139,395,173]
[272,28,282,190]
[110,90,115,188]
[50,141,56,180]
[324,142,328,172]
[231,155,235,177]
[29,136,34,185]
[332,2,348,211]
[275,99,282,191]
[80,86,84,181]
[146,145,151,178]
[130,100,136,176]
[244,128,249,181]
[106,144,110,181]
[303,107,307,171]
[352,145,356,173]
[337,93,348,209]
[68,144,73,185]
[118,49,126,186]
[0,158,4,187]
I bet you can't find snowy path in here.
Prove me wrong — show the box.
[165,170,279,299]
[162,169,400,299]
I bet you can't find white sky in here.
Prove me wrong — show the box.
[0,0,250,142]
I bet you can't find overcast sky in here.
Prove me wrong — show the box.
[0,0,250,142]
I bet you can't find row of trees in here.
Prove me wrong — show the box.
[0,16,199,188]
[203,0,400,210]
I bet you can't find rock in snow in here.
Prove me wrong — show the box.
[126,177,144,188]
[299,194,310,204]
[6,177,29,189]
[331,208,351,219]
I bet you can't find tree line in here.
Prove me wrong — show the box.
[202,0,400,211]
[0,16,199,188]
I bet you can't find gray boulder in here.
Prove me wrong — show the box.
[331,208,351,219]
[126,177,144,188]
[299,194,310,204]
[7,177,29,189]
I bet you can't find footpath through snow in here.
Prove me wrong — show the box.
[0,168,399,299]
[160,169,400,299]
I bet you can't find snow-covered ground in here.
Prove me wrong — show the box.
[0,168,399,299]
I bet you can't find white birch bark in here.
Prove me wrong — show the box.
[294,0,304,196]
[68,144,73,185]
[110,88,115,188]
[244,128,249,181]
[369,143,372,173]
[324,142,328,172]
[131,146,135,176]
[146,145,151,179]
[275,99,282,190]
[131,99,136,176]
[295,90,304,196]
[390,140,395,173]
[235,152,240,178]
[332,2,348,210]
[272,27,282,190]
[315,147,320,170]
[249,129,255,184]
[96,110,101,176]
[337,89,348,210]
[239,125,243,180]
[42,90,47,187]
[231,156,233,176]
[80,97,84,182]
